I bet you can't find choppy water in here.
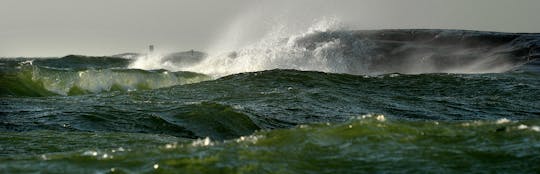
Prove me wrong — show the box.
[1,28,540,173]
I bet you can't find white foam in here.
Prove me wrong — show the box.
[164,142,179,149]
[531,126,540,132]
[129,53,167,70]
[496,118,511,124]
[356,114,386,122]
[376,115,386,122]
[127,16,521,77]
[82,150,98,156]
[20,60,34,65]
[517,124,528,129]
[128,17,346,77]
[234,135,263,144]
[191,137,214,147]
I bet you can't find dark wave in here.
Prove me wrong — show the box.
[207,69,540,121]
[290,29,540,74]
[2,69,539,134]
[1,101,260,140]
[158,102,261,140]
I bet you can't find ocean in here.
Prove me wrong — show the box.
[1,28,539,173]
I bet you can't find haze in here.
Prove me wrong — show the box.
[1,0,539,57]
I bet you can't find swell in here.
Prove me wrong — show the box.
[216,69,540,120]
[2,117,539,173]
[2,70,539,143]
[3,69,539,124]
[0,102,260,140]
[127,69,539,127]
[0,65,210,97]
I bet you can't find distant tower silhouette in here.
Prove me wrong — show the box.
[149,45,154,53]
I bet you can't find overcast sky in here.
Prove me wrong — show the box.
[1,0,539,57]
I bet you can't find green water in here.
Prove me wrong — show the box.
[1,50,540,173]
[1,118,539,173]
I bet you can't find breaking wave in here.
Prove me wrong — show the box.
[130,18,540,77]
[0,64,210,96]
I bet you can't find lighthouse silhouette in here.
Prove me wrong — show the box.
[149,45,154,53]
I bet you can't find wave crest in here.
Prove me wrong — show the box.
[0,65,210,96]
